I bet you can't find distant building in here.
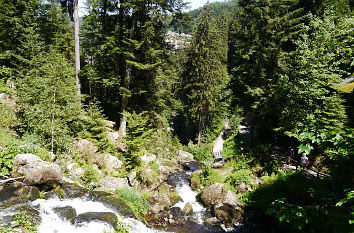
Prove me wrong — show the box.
[165,31,192,49]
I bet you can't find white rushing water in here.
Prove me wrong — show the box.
[30,197,164,233]
[173,178,205,224]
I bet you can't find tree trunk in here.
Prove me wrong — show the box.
[197,104,203,147]
[119,64,132,137]
[74,0,81,101]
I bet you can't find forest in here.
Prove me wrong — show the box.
[0,0,353,232]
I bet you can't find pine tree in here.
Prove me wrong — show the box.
[176,4,229,144]
[228,0,306,144]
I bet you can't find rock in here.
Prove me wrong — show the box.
[178,150,194,163]
[11,154,62,185]
[200,183,225,207]
[0,182,40,208]
[76,212,118,230]
[189,170,202,190]
[201,183,244,226]
[103,154,123,172]
[215,167,234,177]
[61,182,86,198]
[90,194,136,218]
[182,203,193,215]
[213,161,224,169]
[148,193,172,214]
[140,153,156,164]
[205,217,221,225]
[236,182,248,194]
[66,163,84,180]
[96,177,129,192]
[75,139,101,164]
[127,171,138,187]
[53,206,77,224]
[0,93,16,107]
[138,166,160,190]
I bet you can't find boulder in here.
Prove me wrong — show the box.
[178,150,194,163]
[103,154,123,172]
[11,154,62,185]
[236,182,248,194]
[200,183,225,207]
[182,202,193,215]
[66,163,84,180]
[75,212,118,230]
[205,217,221,226]
[53,206,77,224]
[127,171,138,187]
[96,177,129,192]
[189,170,202,190]
[140,153,156,164]
[148,193,172,214]
[0,182,40,208]
[201,183,244,226]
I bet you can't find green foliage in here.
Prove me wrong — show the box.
[185,142,213,161]
[17,46,80,153]
[115,187,148,217]
[124,111,152,153]
[79,102,116,152]
[0,208,38,233]
[0,144,21,176]
[245,171,352,232]
[81,163,100,185]
[198,164,224,187]
[225,168,252,186]
[336,189,354,225]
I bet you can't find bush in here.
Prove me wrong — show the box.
[225,168,252,187]
[115,187,148,217]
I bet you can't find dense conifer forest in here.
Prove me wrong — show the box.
[0,0,353,232]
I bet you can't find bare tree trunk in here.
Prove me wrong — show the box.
[74,0,81,101]
[197,104,203,147]
[119,64,132,137]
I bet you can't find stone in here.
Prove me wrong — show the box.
[0,182,40,208]
[201,183,244,226]
[53,206,77,224]
[178,150,194,163]
[189,170,202,190]
[127,171,138,187]
[11,154,62,185]
[236,182,248,194]
[96,176,129,192]
[103,154,123,172]
[75,212,118,230]
[213,161,224,169]
[200,183,225,207]
[0,93,16,106]
[140,153,156,164]
[204,217,221,225]
[182,203,193,215]
[66,163,84,180]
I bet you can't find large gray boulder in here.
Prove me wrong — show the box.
[103,154,123,172]
[11,154,62,185]
[178,150,194,163]
[201,183,244,227]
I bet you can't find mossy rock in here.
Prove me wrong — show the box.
[89,191,137,219]
[61,182,87,198]
[75,212,118,230]
[0,182,40,208]
[53,206,77,224]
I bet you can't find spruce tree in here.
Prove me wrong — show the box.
[176,4,229,144]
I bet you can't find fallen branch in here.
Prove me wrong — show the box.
[0,176,25,185]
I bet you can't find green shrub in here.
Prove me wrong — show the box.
[225,168,252,187]
[115,187,148,217]
[0,208,38,233]
[185,142,213,161]
[198,164,224,187]
[81,163,100,184]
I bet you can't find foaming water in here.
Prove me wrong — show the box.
[30,197,165,233]
[173,179,205,224]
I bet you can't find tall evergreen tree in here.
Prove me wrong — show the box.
[175,4,229,144]
[81,0,186,133]
[228,0,306,145]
